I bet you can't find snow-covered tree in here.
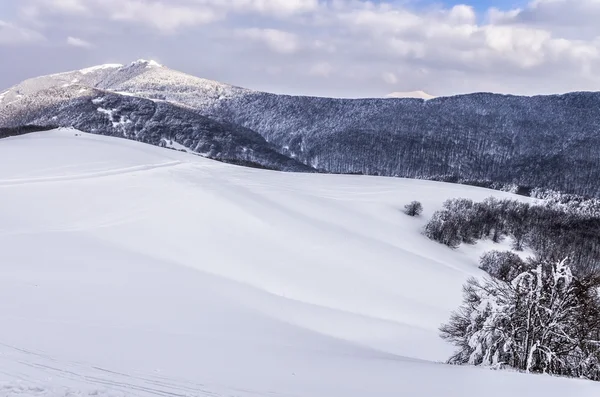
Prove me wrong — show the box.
[479,251,527,282]
[424,197,600,274]
[441,258,600,380]
[424,209,461,248]
[404,201,423,216]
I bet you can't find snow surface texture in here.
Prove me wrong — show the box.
[0,60,248,110]
[0,129,598,397]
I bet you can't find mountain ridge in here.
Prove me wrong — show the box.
[2,60,600,197]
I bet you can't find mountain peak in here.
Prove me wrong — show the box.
[130,59,164,68]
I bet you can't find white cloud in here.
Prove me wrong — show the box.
[51,0,88,13]
[382,72,398,85]
[224,0,320,16]
[39,0,88,14]
[6,0,600,97]
[67,36,92,48]
[237,28,300,54]
[495,0,600,26]
[309,61,334,76]
[19,0,89,22]
[109,1,220,33]
[21,0,319,31]
[22,0,221,32]
[447,5,476,24]
[0,20,45,45]
[333,1,600,75]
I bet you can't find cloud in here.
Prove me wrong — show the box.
[21,0,221,32]
[19,0,89,23]
[4,0,600,97]
[67,36,92,48]
[492,0,600,27]
[237,28,300,54]
[309,61,334,76]
[382,72,398,85]
[109,1,220,33]
[0,20,45,45]
[223,0,320,17]
[37,0,88,14]
[21,0,319,32]
[333,2,600,76]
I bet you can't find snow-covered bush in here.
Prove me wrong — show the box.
[404,201,423,216]
[479,251,527,282]
[441,259,600,380]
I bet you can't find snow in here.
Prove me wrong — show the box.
[113,91,137,97]
[0,129,597,396]
[160,138,196,154]
[79,64,123,75]
[386,90,436,100]
[459,236,536,263]
[130,59,163,68]
[97,107,131,130]
[101,61,252,111]
[97,107,115,120]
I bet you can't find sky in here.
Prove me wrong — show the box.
[1,0,599,98]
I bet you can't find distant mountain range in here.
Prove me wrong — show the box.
[1,60,599,196]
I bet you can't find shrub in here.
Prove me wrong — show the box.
[479,250,527,282]
[404,201,423,217]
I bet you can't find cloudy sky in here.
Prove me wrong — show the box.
[0,0,598,97]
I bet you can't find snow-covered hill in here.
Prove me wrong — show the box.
[0,129,597,396]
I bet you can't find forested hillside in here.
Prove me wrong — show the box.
[205,91,600,196]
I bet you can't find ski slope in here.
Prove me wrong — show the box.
[0,129,597,397]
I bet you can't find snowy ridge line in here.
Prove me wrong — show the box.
[0,161,183,187]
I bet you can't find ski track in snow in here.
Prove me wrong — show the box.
[0,129,598,397]
[0,162,182,187]
[0,343,282,397]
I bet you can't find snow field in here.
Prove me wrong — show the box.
[0,129,597,396]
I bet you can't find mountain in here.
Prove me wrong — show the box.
[0,60,309,172]
[2,60,600,196]
[1,129,598,396]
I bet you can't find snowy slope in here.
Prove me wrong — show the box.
[0,60,246,110]
[0,129,598,397]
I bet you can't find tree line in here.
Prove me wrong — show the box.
[425,197,600,275]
